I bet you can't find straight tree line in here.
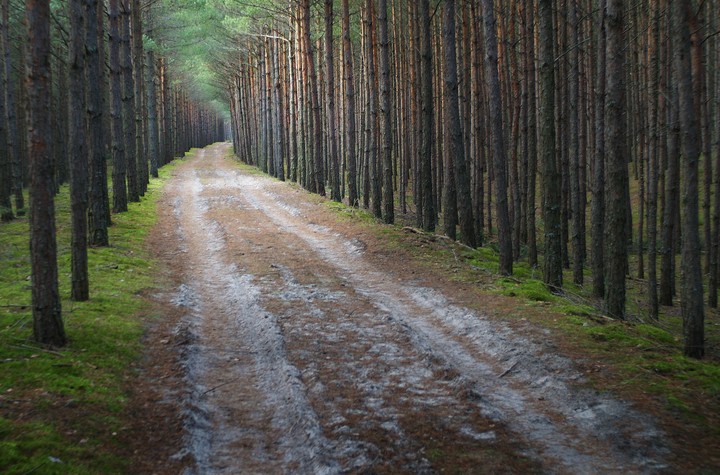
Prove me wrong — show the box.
[218,0,717,359]
[0,0,225,346]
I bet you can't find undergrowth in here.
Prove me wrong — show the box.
[0,153,187,474]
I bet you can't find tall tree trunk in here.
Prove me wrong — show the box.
[672,0,704,359]
[442,0,474,247]
[87,0,110,245]
[441,2,458,242]
[26,0,66,346]
[2,0,22,216]
[377,0,394,223]
[68,0,89,301]
[146,49,159,178]
[481,0,512,276]
[303,0,324,195]
[342,0,358,207]
[660,82,680,306]
[121,0,138,202]
[364,0,381,218]
[646,4,660,319]
[272,38,285,181]
[569,0,583,284]
[54,50,68,191]
[110,0,127,213]
[325,0,340,200]
[524,0,537,266]
[712,14,720,308]
[131,0,146,194]
[539,0,561,288]
[418,0,435,231]
[591,0,606,298]
[0,0,12,221]
[604,0,628,319]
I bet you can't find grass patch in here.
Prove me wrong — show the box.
[0,155,184,474]
[324,201,377,224]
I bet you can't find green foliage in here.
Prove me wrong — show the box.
[0,160,180,473]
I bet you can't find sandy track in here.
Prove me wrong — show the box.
[153,143,668,474]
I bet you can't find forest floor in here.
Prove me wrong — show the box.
[127,143,716,474]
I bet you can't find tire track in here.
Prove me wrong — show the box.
[157,143,668,474]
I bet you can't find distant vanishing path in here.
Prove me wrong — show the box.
[149,143,668,474]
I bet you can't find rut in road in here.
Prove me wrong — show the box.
[155,143,668,474]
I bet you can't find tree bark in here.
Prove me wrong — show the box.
[377,0,394,223]
[539,0,561,289]
[131,0,147,194]
[146,49,159,178]
[26,0,66,346]
[110,0,127,213]
[2,0,22,216]
[0,0,12,221]
[604,0,628,319]
[481,0,512,276]
[303,0,324,195]
[591,0,606,298]
[69,0,89,301]
[569,0,583,285]
[342,0,358,207]
[87,0,110,245]
[672,0,704,358]
[418,0,435,231]
[325,0,340,200]
[442,0,474,247]
[121,0,138,202]
[646,4,660,319]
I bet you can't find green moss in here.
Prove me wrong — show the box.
[325,200,377,224]
[635,324,675,345]
[0,158,180,473]
[499,278,555,302]
[556,303,596,317]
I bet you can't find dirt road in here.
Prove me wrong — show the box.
[144,143,668,474]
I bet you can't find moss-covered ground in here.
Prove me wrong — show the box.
[0,153,189,474]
